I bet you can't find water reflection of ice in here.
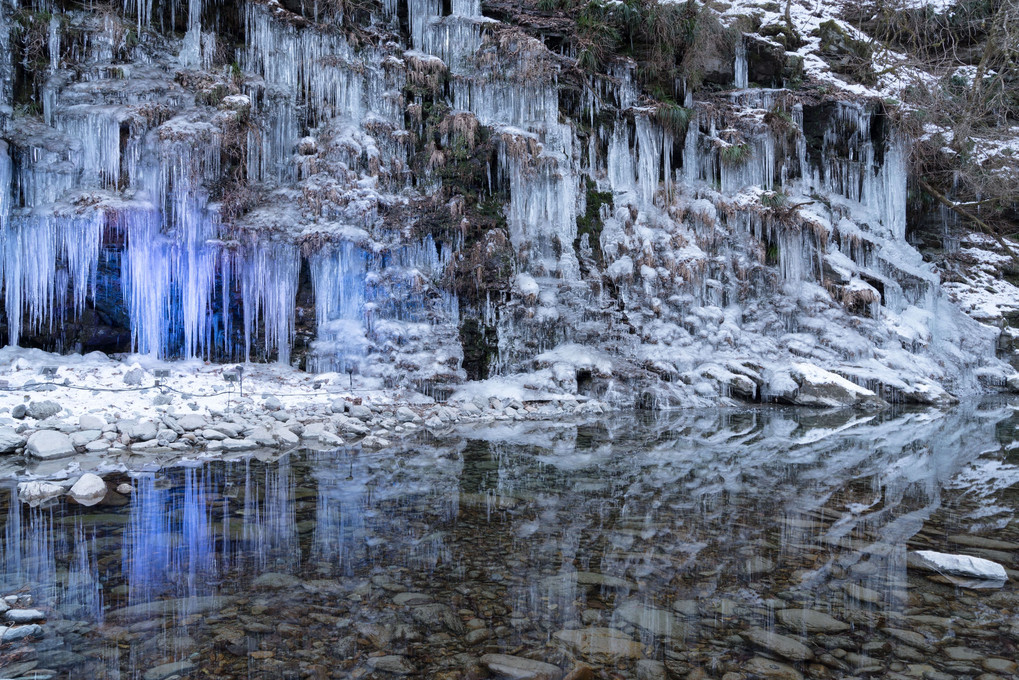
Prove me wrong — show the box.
[0,403,1015,677]
[465,404,1019,633]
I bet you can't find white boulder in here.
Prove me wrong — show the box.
[17,481,66,506]
[69,473,108,506]
[26,430,75,459]
[909,550,1007,583]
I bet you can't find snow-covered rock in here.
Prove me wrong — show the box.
[79,414,106,430]
[0,428,26,454]
[69,473,108,506]
[25,430,76,459]
[18,481,66,505]
[128,420,158,441]
[396,407,419,423]
[765,363,886,409]
[70,430,103,447]
[177,414,207,431]
[348,404,373,420]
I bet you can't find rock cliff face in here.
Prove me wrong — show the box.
[0,0,1016,407]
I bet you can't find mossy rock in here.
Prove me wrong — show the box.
[814,20,876,86]
[759,23,802,51]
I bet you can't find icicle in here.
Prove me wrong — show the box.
[682,113,700,185]
[49,16,61,74]
[734,38,748,89]
[635,116,662,206]
[180,0,204,67]
[239,243,300,365]
[1,213,104,346]
[53,106,126,189]
[608,121,636,195]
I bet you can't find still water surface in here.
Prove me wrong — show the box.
[3,404,1019,679]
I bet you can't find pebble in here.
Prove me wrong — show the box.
[843,582,883,604]
[636,660,667,680]
[252,572,301,589]
[983,659,1018,674]
[615,601,684,637]
[743,656,803,680]
[554,627,643,663]
[944,646,983,661]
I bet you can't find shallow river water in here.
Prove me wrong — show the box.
[3,403,1019,679]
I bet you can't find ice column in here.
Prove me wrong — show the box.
[734,38,748,89]
[239,243,301,365]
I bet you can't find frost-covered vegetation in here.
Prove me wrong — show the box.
[0,0,1016,407]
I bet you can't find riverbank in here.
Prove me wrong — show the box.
[0,347,610,481]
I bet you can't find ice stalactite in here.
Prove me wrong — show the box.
[239,242,300,365]
[244,4,395,127]
[0,141,9,224]
[807,102,906,241]
[120,208,222,359]
[409,0,442,53]
[179,0,216,70]
[636,115,667,206]
[48,15,60,73]
[734,38,748,89]
[2,214,104,346]
[53,106,126,189]
[123,0,154,31]
[500,142,580,278]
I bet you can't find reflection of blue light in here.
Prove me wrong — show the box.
[0,487,103,622]
[125,470,221,604]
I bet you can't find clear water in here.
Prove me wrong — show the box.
[3,403,1019,679]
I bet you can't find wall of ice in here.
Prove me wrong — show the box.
[0,0,1012,403]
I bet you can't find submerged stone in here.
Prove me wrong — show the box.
[742,627,814,661]
[553,627,644,663]
[143,661,195,680]
[482,654,562,680]
[908,550,1007,583]
[777,608,849,633]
